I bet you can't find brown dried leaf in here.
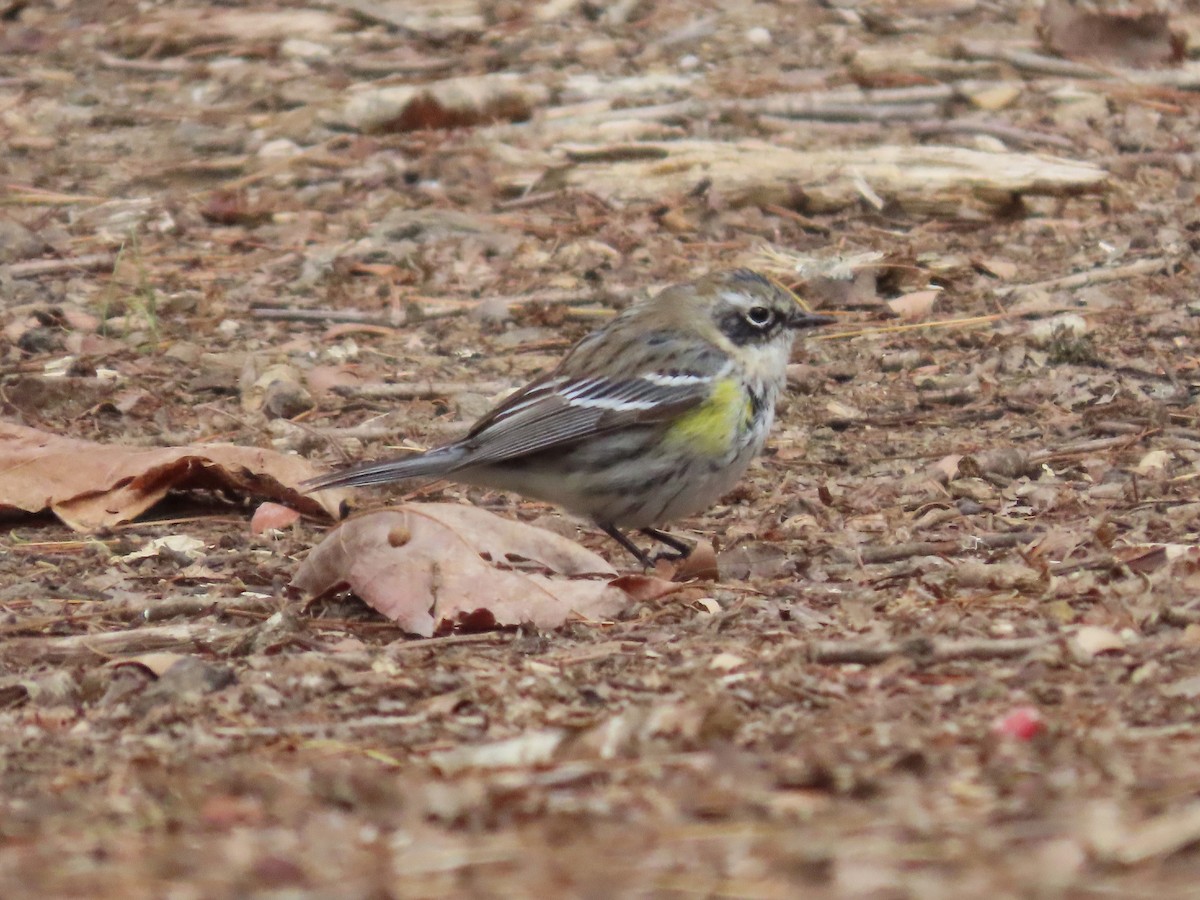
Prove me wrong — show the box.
[1040,1,1186,68]
[655,538,719,582]
[291,504,626,637]
[339,74,549,133]
[0,421,340,531]
[608,573,692,604]
[305,365,364,397]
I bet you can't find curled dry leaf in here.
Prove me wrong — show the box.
[1119,543,1200,576]
[109,652,188,678]
[291,504,627,637]
[654,538,720,582]
[0,421,341,531]
[1071,625,1126,660]
[251,501,301,535]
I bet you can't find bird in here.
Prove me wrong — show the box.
[303,268,832,568]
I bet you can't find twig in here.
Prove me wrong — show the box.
[808,634,1050,665]
[253,308,410,327]
[4,253,117,279]
[956,41,1106,78]
[211,714,425,738]
[2,184,109,206]
[95,50,194,74]
[319,0,455,31]
[762,102,943,123]
[959,40,1200,90]
[387,632,516,651]
[1033,432,1155,462]
[103,592,284,625]
[331,380,514,401]
[536,85,958,130]
[0,622,244,665]
[995,257,1174,297]
[855,531,1042,565]
[911,118,1076,150]
[254,287,607,328]
[495,190,568,211]
[815,315,1003,342]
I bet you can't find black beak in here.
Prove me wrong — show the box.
[787,309,835,330]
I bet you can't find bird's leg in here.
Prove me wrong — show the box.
[640,528,694,561]
[599,523,655,570]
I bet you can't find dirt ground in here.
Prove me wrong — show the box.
[2,0,1200,896]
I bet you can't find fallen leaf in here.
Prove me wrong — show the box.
[887,289,940,321]
[0,421,340,531]
[251,502,301,535]
[1040,1,1185,68]
[305,365,364,397]
[1161,675,1200,699]
[609,573,691,604]
[825,400,866,422]
[428,729,566,774]
[655,538,719,582]
[1072,625,1126,659]
[338,74,550,133]
[1134,450,1171,475]
[109,653,188,678]
[291,504,626,637]
[709,652,747,672]
[122,535,205,562]
[964,83,1022,112]
[976,257,1019,280]
[929,453,963,482]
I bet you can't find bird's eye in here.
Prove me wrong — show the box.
[745,306,775,329]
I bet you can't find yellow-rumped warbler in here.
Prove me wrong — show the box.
[303,268,831,567]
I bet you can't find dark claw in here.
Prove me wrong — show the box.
[599,523,654,569]
[599,524,696,570]
[641,528,694,561]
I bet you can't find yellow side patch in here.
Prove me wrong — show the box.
[663,378,745,457]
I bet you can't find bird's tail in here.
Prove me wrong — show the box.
[301,445,467,492]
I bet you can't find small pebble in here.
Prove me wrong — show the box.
[745,26,772,46]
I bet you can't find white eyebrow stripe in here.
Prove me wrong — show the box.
[640,372,712,386]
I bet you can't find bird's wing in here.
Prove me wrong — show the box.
[448,369,716,468]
